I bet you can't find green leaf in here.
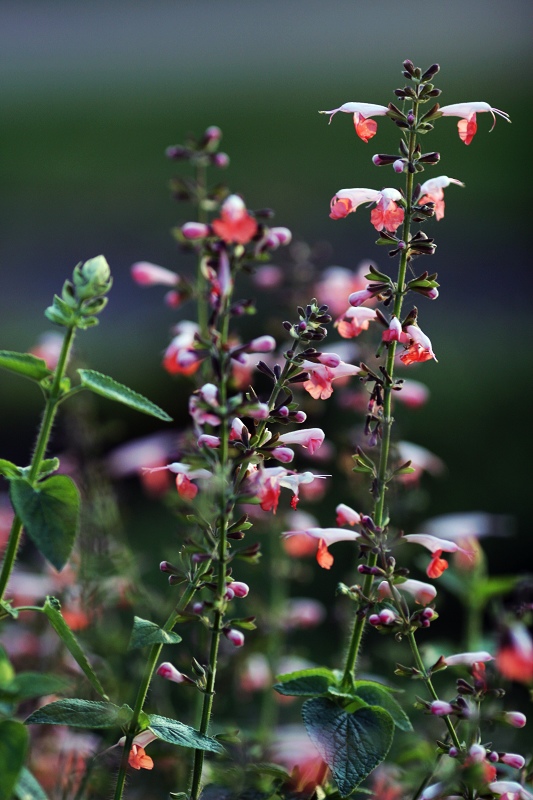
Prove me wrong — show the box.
[0,350,52,382]
[14,767,50,800]
[25,699,124,729]
[77,369,172,421]
[128,617,182,650]
[36,458,60,479]
[43,597,108,698]
[274,667,337,697]
[476,575,522,604]
[10,672,71,701]
[302,698,394,796]
[9,476,80,571]
[0,720,29,800]
[0,458,22,479]
[0,646,15,685]
[147,714,225,753]
[354,681,413,732]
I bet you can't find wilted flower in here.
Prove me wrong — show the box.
[319,101,389,142]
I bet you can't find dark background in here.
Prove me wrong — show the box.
[1,0,532,573]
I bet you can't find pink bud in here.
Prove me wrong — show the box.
[499,753,525,769]
[430,700,454,716]
[378,609,397,625]
[369,614,381,626]
[198,434,221,449]
[231,581,250,598]
[192,602,204,614]
[278,406,289,417]
[294,411,307,423]
[165,290,184,308]
[468,743,486,762]
[393,159,405,173]
[317,352,341,368]
[247,403,270,420]
[182,222,210,240]
[131,261,179,287]
[503,711,527,728]
[156,662,186,683]
[349,288,374,307]
[271,447,295,463]
[204,125,222,143]
[213,152,230,168]
[225,628,245,647]
[225,587,235,600]
[248,335,276,353]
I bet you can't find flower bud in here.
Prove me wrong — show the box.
[271,446,295,463]
[203,125,222,144]
[468,743,486,762]
[430,700,454,716]
[198,434,221,449]
[369,614,381,626]
[231,581,250,598]
[499,753,525,769]
[293,411,307,423]
[156,662,186,683]
[166,144,190,160]
[182,222,210,240]
[212,152,230,168]
[192,602,204,614]
[378,609,397,625]
[224,628,245,647]
[73,255,112,300]
[225,586,235,600]
[393,159,405,173]
[448,747,458,758]
[502,711,526,728]
[278,406,290,418]
[248,335,276,353]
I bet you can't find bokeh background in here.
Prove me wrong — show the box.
[1,0,532,569]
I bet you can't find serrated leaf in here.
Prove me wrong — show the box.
[43,597,108,698]
[14,767,50,800]
[128,617,182,650]
[274,667,337,697]
[77,369,172,421]
[25,699,123,728]
[0,720,29,800]
[147,714,225,752]
[10,672,71,701]
[0,350,52,382]
[354,681,413,732]
[302,698,394,796]
[9,476,79,571]
[0,458,22,479]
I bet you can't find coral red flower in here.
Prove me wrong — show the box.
[319,101,389,142]
[128,744,154,771]
[282,527,361,569]
[212,194,258,244]
[329,187,404,232]
[439,102,510,145]
[418,175,464,220]
[496,623,533,683]
[301,359,361,400]
[335,306,377,338]
[399,324,437,365]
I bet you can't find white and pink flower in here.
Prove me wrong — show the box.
[378,578,437,606]
[439,102,510,145]
[300,359,361,400]
[329,188,404,233]
[277,428,325,456]
[418,176,465,220]
[335,306,377,339]
[319,101,389,142]
[282,526,361,569]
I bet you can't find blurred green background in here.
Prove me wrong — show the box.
[1,0,532,570]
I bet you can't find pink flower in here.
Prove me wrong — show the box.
[282,598,326,629]
[395,379,429,409]
[404,533,465,579]
[397,441,445,484]
[277,428,325,455]
[336,503,361,526]
[156,662,187,683]
[378,578,437,606]
[418,176,465,220]
[319,101,389,142]
[225,628,245,647]
[335,307,377,338]
[181,222,210,240]
[430,700,454,716]
[131,261,179,287]
[496,623,533,683]
[443,651,494,667]
[29,332,64,371]
[349,287,376,307]
[329,188,404,233]
[282,526,361,569]
[382,316,410,344]
[489,781,533,800]
[270,446,295,463]
[189,383,221,427]
[198,434,221,449]
[145,461,211,501]
[315,264,371,315]
[246,467,324,513]
[439,102,510,145]
[163,321,202,376]
[212,194,258,244]
[231,581,250,598]
[502,711,526,728]
[240,653,272,692]
[500,753,526,770]
[399,324,437,365]
[300,359,361,400]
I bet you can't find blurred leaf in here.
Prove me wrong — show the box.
[302,698,394,796]
[9,476,79,571]
[354,681,413,732]
[25,699,124,728]
[147,714,225,752]
[10,672,71,701]
[274,667,337,697]
[43,597,108,699]
[0,720,29,800]
[0,350,52,382]
[14,767,50,800]
[475,575,522,604]
[77,369,172,421]
[128,617,182,650]
[0,646,15,685]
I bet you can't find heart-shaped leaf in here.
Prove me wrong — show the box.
[302,697,394,796]
[354,681,412,732]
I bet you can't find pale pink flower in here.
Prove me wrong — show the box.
[189,383,221,427]
[156,662,187,684]
[131,261,179,287]
[181,221,210,239]
[163,321,202,376]
[443,651,493,667]
[404,533,465,579]
[382,316,410,344]
[349,286,376,307]
[146,461,211,501]
[430,700,454,717]
[277,427,325,455]
[315,264,371,315]
[29,332,64,371]
[335,306,377,338]
[282,598,326,629]
[106,432,176,494]
[395,379,429,409]
[439,102,510,145]
[397,441,445,484]
[329,188,404,233]
[271,446,295,463]
[319,101,389,142]
[300,359,361,400]
[239,653,272,692]
[400,324,437,365]
[502,711,526,728]
[212,194,258,244]
[282,526,361,569]
[252,264,284,289]
[269,724,328,792]
[500,753,526,770]
[245,466,323,513]
[225,628,245,647]
[418,176,465,220]
[378,578,437,606]
[336,503,361,526]
[489,781,533,800]
[198,434,221,449]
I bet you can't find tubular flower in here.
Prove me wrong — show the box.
[335,306,377,338]
[443,651,494,667]
[418,176,465,220]
[283,527,361,569]
[329,187,404,233]
[489,781,533,800]
[496,622,533,683]
[163,321,202,376]
[300,359,361,400]
[404,533,466,579]
[212,194,258,244]
[246,466,324,513]
[277,427,325,455]
[336,503,361,526]
[439,102,510,145]
[319,102,389,142]
[399,324,437,365]
[378,578,437,606]
[131,261,179,287]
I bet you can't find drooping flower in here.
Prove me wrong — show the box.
[212,194,258,244]
[329,188,404,233]
[300,359,361,400]
[277,427,325,455]
[282,527,361,569]
[443,651,494,667]
[439,102,510,145]
[404,533,466,578]
[399,324,437,365]
[378,578,437,606]
[335,306,377,338]
[336,503,361,526]
[418,176,465,220]
[319,102,389,142]
[245,466,324,513]
[382,316,410,344]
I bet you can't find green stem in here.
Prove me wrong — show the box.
[341,107,419,687]
[0,325,76,600]
[196,161,209,339]
[113,566,210,800]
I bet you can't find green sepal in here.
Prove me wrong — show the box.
[0,350,52,382]
[43,597,108,699]
[128,617,182,650]
[227,617,256,631]
[25,698,128,729]
[147,714,225,753]
[9,476,80,571]
[0,720,29,800]
[274,667,337,697]
[14,767,50,800]
[0,601,18,620]
[0,459,21,479]
[44,295,76,327]
[77,369,172,421]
